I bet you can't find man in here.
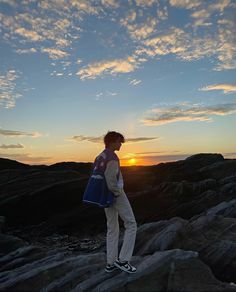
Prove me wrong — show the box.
[101,131,137,273]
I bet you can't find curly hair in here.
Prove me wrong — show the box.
[104,131,125,147]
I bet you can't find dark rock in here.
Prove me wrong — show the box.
[0,216,5,232]
[135,199,236,283]
[0,234,25,256]
[199,160,236,180]
[185,153,224,167]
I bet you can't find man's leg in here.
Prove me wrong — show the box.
[104,206,119,265]
[115,190,137,262]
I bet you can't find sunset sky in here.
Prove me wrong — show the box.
[0,0,236,166]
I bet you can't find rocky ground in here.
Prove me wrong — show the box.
[0,153,236,291]
[1,199,236,291]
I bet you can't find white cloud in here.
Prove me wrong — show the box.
[0,128,41,137]
[135,0,156,7]
[16,48,37,54]
[135,21,236,70]
[120,10,137,26]
[125,137,159,143]
[0,70,22,108]
[142,103,236,126]
[121,17,158,40]
[68,135,159,144]
[42,48,69,59]
[101,0,119,8]
[169,0,202,9]
[200,83,236,93]
[77,56,138,79]
[106,91,118,96]
[15,27,43,41]
[129,79,142,85]
[0,143,24,149]
[68,135,103,143]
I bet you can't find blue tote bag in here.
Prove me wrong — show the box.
[83,172,114,208]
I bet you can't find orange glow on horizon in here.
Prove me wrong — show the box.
[129,158,137,165]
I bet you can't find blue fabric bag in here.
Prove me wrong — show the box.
[83,172,114,207]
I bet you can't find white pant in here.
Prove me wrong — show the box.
[104,190,137,264]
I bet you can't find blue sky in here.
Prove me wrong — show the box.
[0,0,236,165]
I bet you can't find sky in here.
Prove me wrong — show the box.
[0,0,236,166]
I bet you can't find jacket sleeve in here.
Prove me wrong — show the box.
[104,160,122,197]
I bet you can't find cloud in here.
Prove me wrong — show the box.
[189,0,232,28]
[0,128,41,137]
[121,17,158,40]
[15,48,37,54]
[42,48,69,59]
[200,83,236,93]
[0,1,88,63]
[135,0,156,7]
[15,27,43,41]
[134,150,181,155]
[1,0,235,83]
[129,79,142,86]
[169,0,202,9]
[77,56,138,80]
[136,22,236,70]
[101,0,119,8]
[106,91,118,96]
[69,0,101,15]
[0,143,24,149]
[120,10,137,25]
[68,135,103,143]
[125,137,159,143]
[0,70,22,108]
[142,103,236,126]
[191,9,211,19]
[68,135,159,144]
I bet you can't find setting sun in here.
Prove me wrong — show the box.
[129,158,137,165]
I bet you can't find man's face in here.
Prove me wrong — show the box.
[114,138,122,151]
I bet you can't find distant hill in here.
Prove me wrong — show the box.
[0,157,32,170]
[48,161,92,174]
[0,157,93,173]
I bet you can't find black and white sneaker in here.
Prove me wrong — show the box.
[105,264,117,273]
[114,259,137,273]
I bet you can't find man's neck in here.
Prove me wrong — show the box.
[106,147,115,153]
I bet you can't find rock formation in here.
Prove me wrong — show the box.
[0,154,236,291]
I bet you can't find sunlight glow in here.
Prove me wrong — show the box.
[129,158,137,165]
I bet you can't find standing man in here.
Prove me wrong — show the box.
[101,131,137,273]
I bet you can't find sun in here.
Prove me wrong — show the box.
[129,158,137,165]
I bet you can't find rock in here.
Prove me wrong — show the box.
[1,199,236,291]
[185,153,224,167]
[206,199,236,218]
[167,257,236,292]
[199,160,236,180]
[1,154,236,290]
[0,234,25,256]
[134,199,236,283]
[0,216,5,232]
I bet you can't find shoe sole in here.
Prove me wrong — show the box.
[114,262,136,274]
[105,267,118,273]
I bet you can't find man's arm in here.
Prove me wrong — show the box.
[104,160,122,197]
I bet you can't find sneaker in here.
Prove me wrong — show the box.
[105,264,117,273]
[114,259,137,273]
